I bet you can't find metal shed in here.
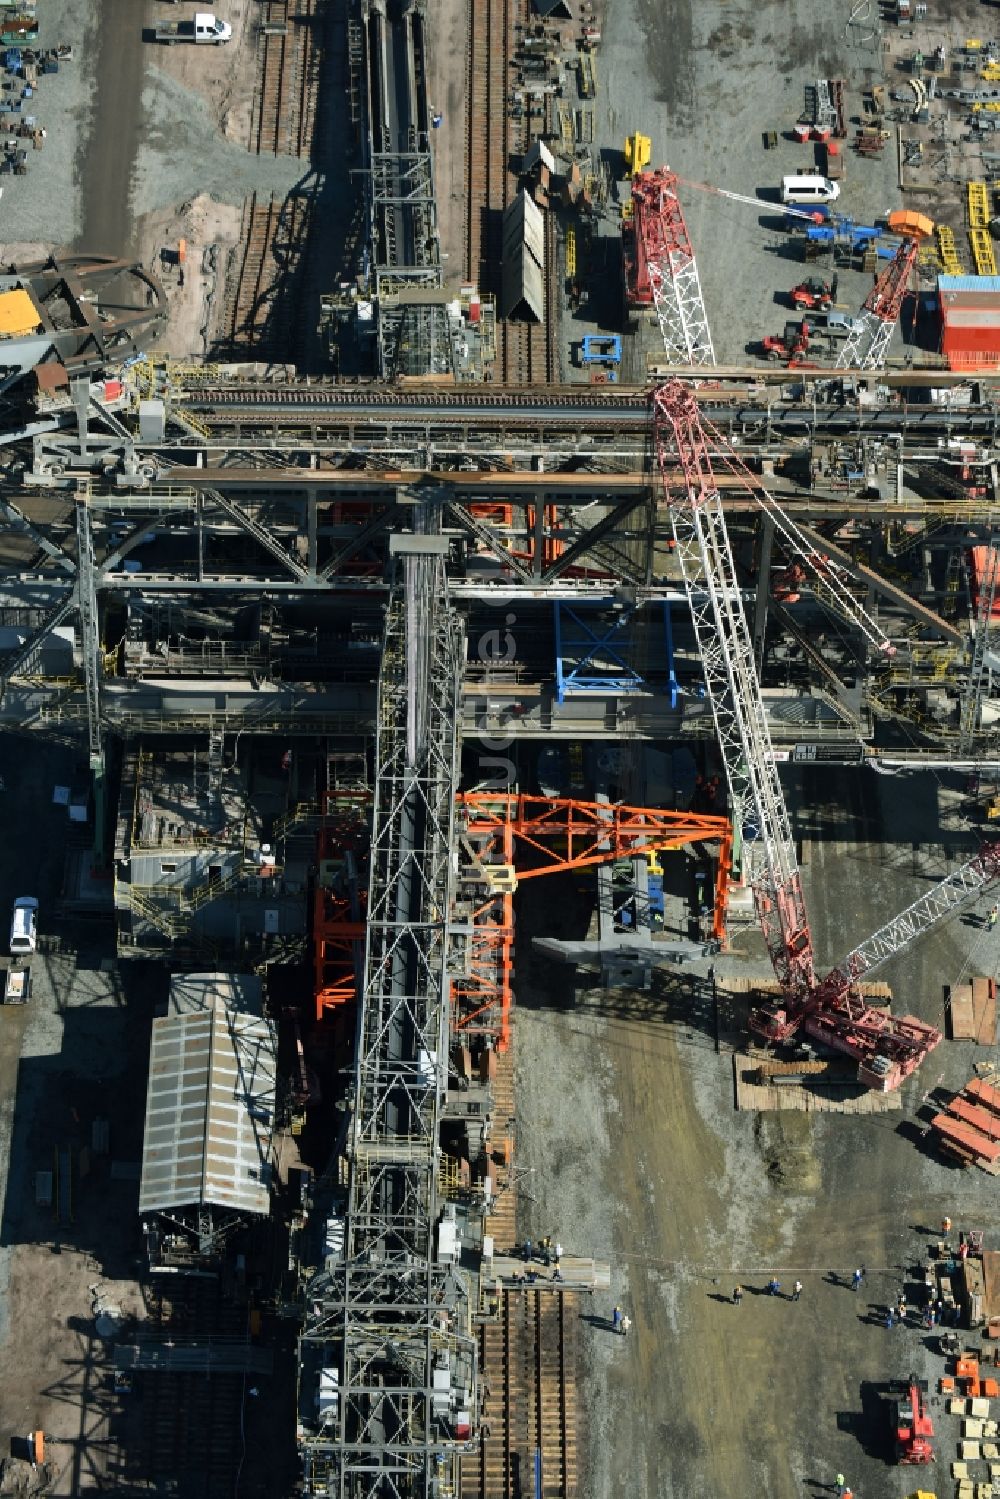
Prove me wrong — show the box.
[140,975,276,1221]
[501,191,546,323]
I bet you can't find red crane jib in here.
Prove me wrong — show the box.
[624,169,694,309]
[865,236,921,324]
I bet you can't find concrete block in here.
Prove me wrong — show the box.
[966,1419,986,1439]
[953,1459,970,1478]
[984,1440,1000,1458]
[972,1397,993,1417]
[962,1440,983,1459]
[953,1398,972,1415]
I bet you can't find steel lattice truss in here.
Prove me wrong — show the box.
[300,553,474,1498]
[653,380,815,1002]
[960,544,1000,752]
[633,169,716,368]
[836,237,921,371]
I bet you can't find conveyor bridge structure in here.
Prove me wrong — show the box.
[359,0,447,378]
[298,532,477,1497]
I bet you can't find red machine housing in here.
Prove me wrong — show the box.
[890,1376,934,1464]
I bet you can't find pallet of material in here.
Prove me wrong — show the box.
[931,1111,1000,1164]
[949,1094,1000,1142]
[968,1077,1000,1116]
[734,1052,901,1114]
[949,978,997,1043]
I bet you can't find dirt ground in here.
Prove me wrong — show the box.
[515,763,1000,1498]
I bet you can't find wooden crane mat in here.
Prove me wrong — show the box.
[716,975,901,1114]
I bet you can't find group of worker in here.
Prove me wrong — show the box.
[731,1277,803,1303]
[513,1236,564,1284]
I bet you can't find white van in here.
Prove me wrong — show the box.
[781,174,840,206]
[9,896,38,955]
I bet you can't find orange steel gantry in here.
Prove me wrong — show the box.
[452,794,733,1052]
[312,788,732,1042]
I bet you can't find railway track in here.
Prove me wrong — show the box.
[184,384,644,410]
[223,0,321,356]
[462,1289,577,1499]
[465,0,557,386]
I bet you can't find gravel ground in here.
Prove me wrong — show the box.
[0,736,152,1496]
[133,68,306,219]
[514,761,1000,1498]
[0,0,94,250]
[566,0,925,375]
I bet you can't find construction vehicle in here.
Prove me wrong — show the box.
[790,275,837,310]
[888,1376,934,1464]
[623,132,651,176]
[153,10,232,43]
[760,320,814,365]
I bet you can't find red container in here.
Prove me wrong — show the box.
[793,123,811,143]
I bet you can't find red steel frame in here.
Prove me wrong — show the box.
[313,792,371,1022]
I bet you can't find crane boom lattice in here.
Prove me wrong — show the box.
[631,169,716,367]
[653,380,814,1000]
[824,842,1000,995]
[837,234,923,370]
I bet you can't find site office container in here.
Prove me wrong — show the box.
[939,274,1000,366]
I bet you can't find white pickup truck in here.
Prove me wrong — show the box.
[4,966,30,1003]
[154,11,232,43]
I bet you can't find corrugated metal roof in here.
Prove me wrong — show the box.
[939,275,1000,294]
[140,987,276,1218]
[500,191,545,322]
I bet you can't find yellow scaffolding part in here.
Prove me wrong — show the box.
[565,226,577,278]
[970,226,998,276]
[968,180,990,229]
[935,224,963,275]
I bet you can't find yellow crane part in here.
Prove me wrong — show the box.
[565,225,577,277]
[623,131,651,175]
[935,224,964,275]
